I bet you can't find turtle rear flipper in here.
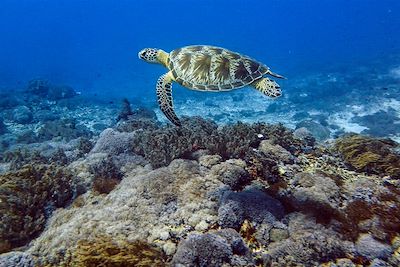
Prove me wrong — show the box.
[251,77,282,98]
[156,72,182,126]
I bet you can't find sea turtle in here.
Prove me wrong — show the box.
[138,45,285,126]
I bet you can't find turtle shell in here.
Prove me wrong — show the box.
[168,45,270,91]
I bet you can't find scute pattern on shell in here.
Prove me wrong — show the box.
[169,45,269,91]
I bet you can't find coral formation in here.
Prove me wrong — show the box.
[89,156,123,194]
[1,112,400,266]
[90,128,136,155]
[353,108,400,137]
[0,251,35,267]
[132,117,305,168]
[115,102,158,132]
[132,117,220,168]
[77,137,94,157]
[12,105,33,124]
[0,119,7,135]
[296,119,331,141]
[116,98,133,122]
[218,188,285,229]
[27,79,77,100]
[0,164,78,253]
[68,236,166,267]
[335,134,400,178]
[267,213,353,266]
[1,149,47,171]
[25,159,224,265]
[36,118,92,142]
[172,229,253,266]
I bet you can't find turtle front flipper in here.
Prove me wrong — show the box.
[251,77,282,98]
[156,72,181,126]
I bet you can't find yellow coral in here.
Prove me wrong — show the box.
[68,236,166,267]
[335,134,400,178]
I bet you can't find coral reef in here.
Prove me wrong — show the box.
[296,119,331,141]
[335,134,400,178]
[0,164,79,253]
[1,149,47,171]
[132,117,220,168]
[12,105,33,124]
[116,98,133,122]
[267,213,353,266]
[132,118,305,168]
[90,128,136,155]
[218,188,284,229]
[355,233,392,260]
[36,118,92,142]
[25,159,224,265]
[0,251,35,267]
[89,156,123,194]
[68,236,166,267]
[353,108,400,137]
[1,111,400,266]
[115,100,159,132]
[172,229,253,266]
[76,137,94,157]
[0,119,7,135]
[27,79,77,100]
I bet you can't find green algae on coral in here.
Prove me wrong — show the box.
[335,134,400,178]
[68,236,166,267]
[0,164,77,253]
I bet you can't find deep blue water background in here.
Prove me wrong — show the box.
[0,0,399,99]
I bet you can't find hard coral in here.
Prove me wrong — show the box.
[172,229,253,266]
[268,213,352,266]
[132,117,220,168]
[27,79,77,100]
[68,236,166,267]
[2,149,46,171]
[132,118,304,168]
[36,118,92,142]
[0,251,35,267]
[116,98,133,122]
[218,188,284,229]
[0,164,77,253]
[89,156,123,194]
[335,134,400,178]
[0,119,7,135]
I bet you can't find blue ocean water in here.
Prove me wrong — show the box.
[0,0,399,97]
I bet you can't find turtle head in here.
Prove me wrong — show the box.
[138,48,160,63]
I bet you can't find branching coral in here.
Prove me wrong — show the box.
[0,164,77,253]
[132,117,220,168]
[132,118,304,168]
